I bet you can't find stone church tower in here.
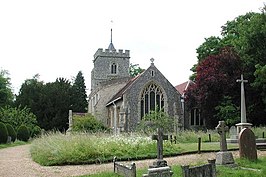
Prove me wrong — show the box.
[91,29,130,90]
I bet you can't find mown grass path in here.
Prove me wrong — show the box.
[1,144,266,177]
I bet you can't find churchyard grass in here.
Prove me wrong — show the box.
[252,126,266,138]
[30,131,238,166]
[0,140,27,149]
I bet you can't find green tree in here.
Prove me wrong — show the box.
[0,69,14,107]
[40,78,72,131]
[186,47,241,127]
[15,74,44,120]
[0,105,38,131]
[71,71,88,113]
[215,96,240,126]
[129,63,145,77]
[189,7,266,126]
[253,64,266,107]
[138,107,173,133]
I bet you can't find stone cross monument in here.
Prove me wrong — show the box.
[215,121,235,165]
[216,121,228,152]
[236,74,252,133]
[143,127,173,176]
[150,128,168,168]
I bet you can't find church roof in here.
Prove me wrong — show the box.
[108,42,116,51]
[175,80,194,96]
[106,73,142,106]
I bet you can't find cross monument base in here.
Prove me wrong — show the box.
[216,151,235,165]
[236,122,252,134]
[150,159,168,168]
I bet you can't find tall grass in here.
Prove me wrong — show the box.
[30,130,239,166]
[31,132,159,166]
[174,130,220,143]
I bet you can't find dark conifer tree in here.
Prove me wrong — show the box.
[71,71,88,113]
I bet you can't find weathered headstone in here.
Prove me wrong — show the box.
[215,121,235,165]
[181,159,216,177]
[229,126,237,139]
[142,166,173,177]
[239,128,257,161]
[113,157,136,177]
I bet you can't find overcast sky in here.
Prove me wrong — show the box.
[0,0,265,94]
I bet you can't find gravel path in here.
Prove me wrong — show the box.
[1,144,266,177]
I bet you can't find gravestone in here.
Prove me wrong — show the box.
[239,128,257,161]
[181,159,216,177]
[227,126,238,143]
[229,126,237,139]
[215,121,235,165]
[113,157,136,177]
[142,166,173,177]
[142,128,173,177]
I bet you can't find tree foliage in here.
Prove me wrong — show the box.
[15,73,91,131]
[137,107,173,133]
[71,71,88,113]
[0,70,13,108]
[215,96,239,126]
[40,78,72,131]
[186,47,241,127]
[129,63,145,77]
[0,105,38,131]
[188,6,266,127]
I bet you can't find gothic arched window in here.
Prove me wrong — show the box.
[140,83,164,118]
[111,63,117,74]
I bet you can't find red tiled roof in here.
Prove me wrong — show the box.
[175,80,194,96]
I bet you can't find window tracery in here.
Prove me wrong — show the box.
[140,83,164,118]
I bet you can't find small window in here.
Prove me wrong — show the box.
[150,70,154,77]
[111,63,117,74]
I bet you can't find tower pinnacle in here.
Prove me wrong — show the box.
[108,28,116,51]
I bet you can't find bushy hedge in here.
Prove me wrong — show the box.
[6,123,16,142]
[17,125,30,142]
[73,114,107,132]
[0,122,8,144]
[31,126,42,138]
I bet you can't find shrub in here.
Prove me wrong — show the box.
[0,122,8,144]
[17,125,30,141]
[73,114,107,132]
[31,126,42,138]
[5,123,16,142]
[0,105,38,131]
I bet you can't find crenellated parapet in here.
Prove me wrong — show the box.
[93,48,130,62]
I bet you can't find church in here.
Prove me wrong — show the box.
[88,31,204,132]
